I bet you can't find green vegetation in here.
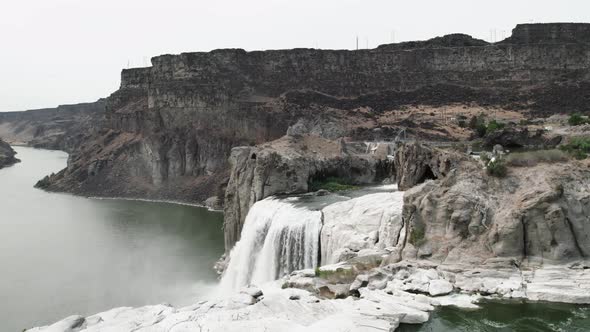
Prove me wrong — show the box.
[315,266,356,280]
[309,177,358,192]
[408,225,425,246]
[560,137,590,159]
[568,113,590,126]
[469,115,506,137]
[457,115,468,128]
[469,115,488,137]
[505,149,569,167]
[485,119,506,134]
[486,158,508,177]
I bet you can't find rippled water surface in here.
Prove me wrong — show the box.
[0,147,224,331]
[399,300,590,332]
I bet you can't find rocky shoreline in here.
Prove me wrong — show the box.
[0,139,20,169]
[26,260,590,331]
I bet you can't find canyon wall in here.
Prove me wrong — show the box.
[11,23,590,218]
[0,101,105,152]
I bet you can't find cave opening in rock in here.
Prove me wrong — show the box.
[417,166,436,184]
[251,153,257,160]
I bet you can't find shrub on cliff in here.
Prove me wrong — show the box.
[408,225,425,246]
[486,119,506,135]
[560,137,590,159]
[568,113,590,126]
[486,158,507,177]
[469,115,487,137]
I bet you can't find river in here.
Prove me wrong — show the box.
[0,147,224,332]
[3,147,590,332]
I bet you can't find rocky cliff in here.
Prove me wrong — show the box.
[0,139,19,169]
[0,101,105,152]
[400,157,590,264]
[18,23,590,206]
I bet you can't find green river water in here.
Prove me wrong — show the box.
[0,147,224,331]
[1,146,589,331]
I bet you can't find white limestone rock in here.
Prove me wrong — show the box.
[321,191,405,264]
[428,279,454,296]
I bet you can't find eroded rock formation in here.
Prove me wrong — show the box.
[400,159,590,264]
[0,139,19,169]
[393,142,465,190]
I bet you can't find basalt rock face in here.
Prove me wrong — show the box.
[393,142,466,190]
[399,160,590,265]
[0,101,105,152]
[502,23,590,45]
[223,135,395,251]
[33,23,590,205]
[0,139,19,169]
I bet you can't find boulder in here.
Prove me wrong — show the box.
[428,279,454,296]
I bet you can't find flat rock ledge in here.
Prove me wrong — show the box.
[27,260,590,332]
[285,260,590,304]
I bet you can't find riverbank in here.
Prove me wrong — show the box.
[27,260,590,331]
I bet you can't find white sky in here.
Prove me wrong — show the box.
[1,0,588,112]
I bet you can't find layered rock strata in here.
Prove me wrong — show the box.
[26,23,590,205]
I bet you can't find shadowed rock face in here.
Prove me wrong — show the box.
[19,23,590,205]
[483,127,563,148]
[393,142,465,191]
[0,139,20,169]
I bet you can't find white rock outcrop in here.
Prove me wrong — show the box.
[321,191,405,264]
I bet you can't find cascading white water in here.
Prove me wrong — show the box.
[220,198,322,291]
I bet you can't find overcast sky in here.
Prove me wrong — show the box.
[1,0,588,112]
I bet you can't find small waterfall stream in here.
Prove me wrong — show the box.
[220,198,322,291]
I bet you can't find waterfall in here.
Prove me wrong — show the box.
[220,198,322,291]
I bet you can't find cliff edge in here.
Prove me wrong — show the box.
[14,23,590,206]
